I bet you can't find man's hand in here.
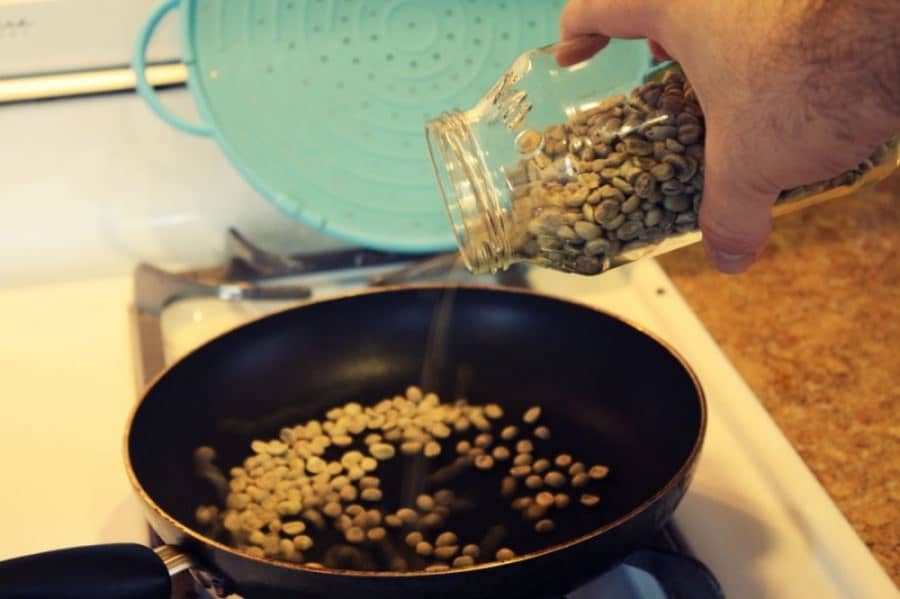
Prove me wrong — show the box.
[561,0,900,273]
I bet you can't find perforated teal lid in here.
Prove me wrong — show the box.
[135,0,650,252]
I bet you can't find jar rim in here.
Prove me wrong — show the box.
[426,113,507,274]
[425,115,471,269]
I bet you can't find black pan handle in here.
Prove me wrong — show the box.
[624,549,725,599]
[0,543,173,599]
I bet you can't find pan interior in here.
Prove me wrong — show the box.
[128,287,702,562]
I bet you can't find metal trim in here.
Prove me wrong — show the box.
[0,63,187,104]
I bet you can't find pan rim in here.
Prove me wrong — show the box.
[124,282,707,579]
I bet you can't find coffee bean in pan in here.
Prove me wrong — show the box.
[193,388,611,572]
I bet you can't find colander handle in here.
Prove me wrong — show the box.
[132,0,213,137]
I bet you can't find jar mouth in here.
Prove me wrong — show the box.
[425,115,471,270]
[426,112,505,274]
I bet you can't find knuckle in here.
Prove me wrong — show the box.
[699,213,771,255]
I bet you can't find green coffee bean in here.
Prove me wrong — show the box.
[661,179,684,196]
[616,221,644,241]
[534,519,555,534]
[500,425,518,441]
[589,465,610,480]
[511,496,533,511]
[361,488,383,502]
[510,465,532,478]
[367,527,387,542]
[621,194,641,213]
[523,503,547,521]
[435,545,459,560]
[602,213,626,231]
[580,494,600,507]
[492,446,511,461]
[574,220,603,241]
[611,177,634,195]
[345,527,365,544]
[496,548,516,562]
[523,406,541,424]
[370,443,396,461]
[323,502,342,518]
[677,123,703,145]
[475,455,495,471]
[532,459,551,474]
[525,475,543,489]
[396,508,418,524]
[644,208,663,227]
[282,521,306,536]
[663,195,691,212]
[598,185,625,203]
[544,471,566,488]
[426,564,450,572]
[535,491,555,508]
[359,476,380,490]
[584,238,612,256]
[575,256,603,275]
[474,433,493,448]
[195,505,219,525]
[424,441,442,458]
[665,138,685,153]
[624,137,653,156]
[645,125,677,141]
[416,494,436,511]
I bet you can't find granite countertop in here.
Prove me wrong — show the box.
[658,171,900,585]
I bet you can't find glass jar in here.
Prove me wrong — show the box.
[425,38,900,276]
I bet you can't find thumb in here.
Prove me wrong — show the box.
[699,126,778,273]
[560,0,658,40]
[558,0,661,66]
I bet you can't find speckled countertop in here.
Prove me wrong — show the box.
[657,171,900,585]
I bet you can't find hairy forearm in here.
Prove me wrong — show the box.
[792,0,900,143]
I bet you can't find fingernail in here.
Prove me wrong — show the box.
[709,250,752,273]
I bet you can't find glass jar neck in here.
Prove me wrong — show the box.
[426,111,511,275]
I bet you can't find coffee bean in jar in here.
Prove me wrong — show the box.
[425,38,900,276]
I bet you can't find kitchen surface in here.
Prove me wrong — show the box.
[659,171,900,584]
[1,1,898,597]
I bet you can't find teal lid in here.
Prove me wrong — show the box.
[136,0,650,252]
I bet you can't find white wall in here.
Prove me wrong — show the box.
[0,86,347,289]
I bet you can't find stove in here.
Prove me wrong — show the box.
[130,229,895,599]
[134,229,721,599]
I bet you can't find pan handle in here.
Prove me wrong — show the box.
[0,543,185,599]
[623,549,725,599]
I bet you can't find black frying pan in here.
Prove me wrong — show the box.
[0,285,720,599]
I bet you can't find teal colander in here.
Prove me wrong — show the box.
[133,0,652,252]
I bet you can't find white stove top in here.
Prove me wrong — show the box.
[155,259,898,598]
[0,251,894,599]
